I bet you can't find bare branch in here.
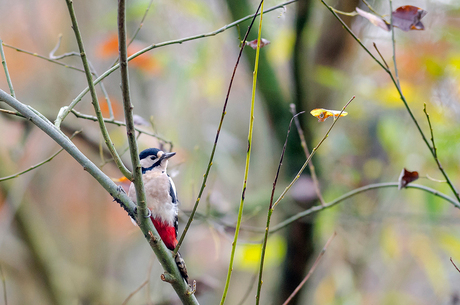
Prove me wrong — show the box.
[282,232,336,305]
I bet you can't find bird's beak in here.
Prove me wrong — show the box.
[163,152,176,160]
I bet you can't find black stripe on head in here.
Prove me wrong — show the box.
[139,148,161,160]
[139,148,162,173]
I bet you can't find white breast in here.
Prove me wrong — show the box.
[128,170,177,226]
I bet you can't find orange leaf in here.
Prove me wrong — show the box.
[310,108,348,122]
[97,33,161,74]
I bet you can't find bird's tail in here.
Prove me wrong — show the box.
[175,252,189,284]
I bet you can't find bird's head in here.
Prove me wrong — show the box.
[139,148,176,174]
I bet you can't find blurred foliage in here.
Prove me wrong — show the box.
[0,0,460,304]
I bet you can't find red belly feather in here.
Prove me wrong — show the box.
[151,217,178,251]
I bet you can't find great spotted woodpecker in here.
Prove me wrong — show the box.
[128,148,189,283]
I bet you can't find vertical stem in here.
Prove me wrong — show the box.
[256,112,302,304]
[220,2,264,304]
[290,104,325,205]
[256,208,272,304]
[117,0,147,219]
[389,0,400,88]
[0,39,15,98]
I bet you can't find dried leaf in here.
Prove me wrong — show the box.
[392,5,427,32]
[398,168,419,190]
[246,38,271,49]
[356,7,390,31]
[310,108,348,122]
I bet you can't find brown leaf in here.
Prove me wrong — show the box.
[356,7,390,31]
[398,168,419,190]
[246,38,270,49]
[392,5,427,32]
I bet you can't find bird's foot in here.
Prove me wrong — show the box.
[133,206,152,218]
[186,280,197,295]
[117,185,126,194]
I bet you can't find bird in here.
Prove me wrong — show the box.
[128,148,189,284]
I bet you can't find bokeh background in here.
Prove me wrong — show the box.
[1,0,460,304]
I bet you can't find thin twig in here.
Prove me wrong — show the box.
[0,39,15,98]
[389,0,400,88]
[237,271,259,305]
[0,108,23,117]
[373,42,389,69]
[425,174,445,183]
[362,0,384,18]
[4,37,113,119]
[0,130,81,182]
[88,61,114,120]
[270,182,460,233]
[450,257,460,273]
[71,109,172,144]
[49,34,80,60]
[121,280,149,305]
[423,103,436,156]
[329,7,358,16]
[64,0,132,180]
[2,42,86,73]
[110,0,155,68]
[273,96,355,209]
[290,104,325,205]
[282,232,336,305]
[174,0,270,256]
[220,2,265,304]
[256,111,303,304]
[55,0,298,125]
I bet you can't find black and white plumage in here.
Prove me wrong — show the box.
[128,148,188,283]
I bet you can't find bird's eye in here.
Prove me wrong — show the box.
[150,156,156,160]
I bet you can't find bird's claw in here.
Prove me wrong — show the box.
[117,185,126,194]
[133,206,151,218]
[186,280,197,295]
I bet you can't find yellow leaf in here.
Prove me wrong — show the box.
[310,108,348,122]
[235,234,286,270]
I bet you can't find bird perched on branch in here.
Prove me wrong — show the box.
[128,148,189,284]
